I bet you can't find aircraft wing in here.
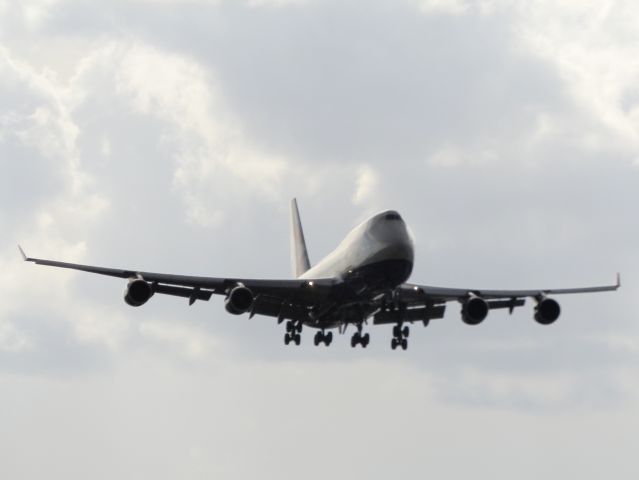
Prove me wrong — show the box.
[400,274,621,303]
[19,246,333,320]
[372,275,620,326]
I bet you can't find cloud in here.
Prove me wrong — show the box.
[352,164,380,206]
[416,0,470,16]
[1,1,639,478]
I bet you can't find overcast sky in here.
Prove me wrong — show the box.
[1,0,638,478]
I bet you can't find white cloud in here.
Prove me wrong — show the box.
[428,145,500,168]
[111,42,290,225]
[139,321,222,359]
[506,0,639,155]
[0,320,33,353]
[245,0,307,7]
[417,0,470,15]
[352,164,380,206]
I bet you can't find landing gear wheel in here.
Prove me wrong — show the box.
[391,322,409,350]
[325,331,333,346]
[393,325,401,338]
[351,332,360,348]
[286,321,294,333]
[362,333,370,348]
[294,334,301,346]
[296,323,303,333]
[314,331,322,346]
[284,333,291,345]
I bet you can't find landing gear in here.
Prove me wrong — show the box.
[391,324,409,350]
[351,329,370,348]
[284,332,301,345]
[286,320,302,334]
[284,321,302,346]
[314,330,333,346]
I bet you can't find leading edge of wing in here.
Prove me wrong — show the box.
[18,246,335,295]
[405,274,620,302]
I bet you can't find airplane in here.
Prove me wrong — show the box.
[19,199,620,350]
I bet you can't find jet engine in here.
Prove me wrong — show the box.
[534,297,561,325]
[462,295,489,325]
[124,278,154,307]
[225,285,254,315]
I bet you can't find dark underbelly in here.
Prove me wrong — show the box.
[346,258,413,292]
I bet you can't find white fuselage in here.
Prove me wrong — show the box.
[299,210,414,288]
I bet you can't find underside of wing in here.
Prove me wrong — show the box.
[403,274,621,302]
[384,275,620,327]
[20,248,334,319]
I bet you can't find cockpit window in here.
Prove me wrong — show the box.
[385,212,401,221]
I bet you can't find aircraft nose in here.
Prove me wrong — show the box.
[381,211,402,221]
[371,211,410,244]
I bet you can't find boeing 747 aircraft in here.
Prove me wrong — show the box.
[20,200,619,350]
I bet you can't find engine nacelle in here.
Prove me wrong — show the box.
[124,278,154,307]
[534,297,561,325]
[462,296,489,325]
[225,285,254,315]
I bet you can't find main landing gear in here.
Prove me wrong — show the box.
[284,320,302,346]
[314,330,333,346]
[391,324,409,351]
[351,325,370,348]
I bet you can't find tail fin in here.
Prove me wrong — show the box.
[290,198,311,278]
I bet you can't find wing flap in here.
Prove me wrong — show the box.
[373,305,446,325]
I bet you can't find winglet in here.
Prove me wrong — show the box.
[616,272,621,289]
[18,244,28,261]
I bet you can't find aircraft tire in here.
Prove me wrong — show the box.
[325,331,333,346]
[314,332,321,346]
[391,338,398,350]
[401,338,408,350]
[402,326,409,338]
[362,333,370,348]
[294,334,301,346]
[284,333,291,345]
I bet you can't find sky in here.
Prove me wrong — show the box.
[1,0,638,478]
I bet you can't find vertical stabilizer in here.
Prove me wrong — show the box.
[290,198,311,278]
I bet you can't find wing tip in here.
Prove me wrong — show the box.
[18,244,28,261]
[616,272,621,289]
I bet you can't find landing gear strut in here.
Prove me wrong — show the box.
[391,324,409,350]
[284,320,302,346]
[351,325,370,348]
[314,330,333,346]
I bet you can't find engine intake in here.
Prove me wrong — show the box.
[462,296,489,325]
[124,278,154,307]
[535,297,560,325]
[225,285,254,315]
